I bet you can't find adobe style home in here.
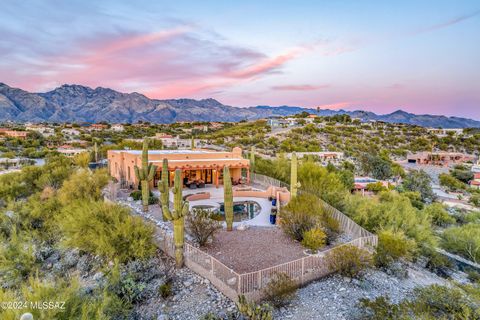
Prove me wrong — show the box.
[108,147,250,188]
[407,151,475,166]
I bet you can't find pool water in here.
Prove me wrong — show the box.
[218,201,261,222]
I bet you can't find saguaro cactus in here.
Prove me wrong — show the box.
[223,166,234,231]
[158,158,169,221]
[290,152,300,198]
[160,169,189,267]
[250,146,256,176]
[134,139,157,212]
[191,136,195,150]
[94,141,98,163]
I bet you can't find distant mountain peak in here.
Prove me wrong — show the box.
[0,82,478,127]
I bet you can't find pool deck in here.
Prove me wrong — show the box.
[153,185,274,227]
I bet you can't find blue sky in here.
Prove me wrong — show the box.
[1,0,479,118]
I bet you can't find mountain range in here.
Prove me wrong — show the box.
[1,83,479,128]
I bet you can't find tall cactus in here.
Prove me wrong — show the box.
[160,169,189,267]
[250,146,256,176]
[158,159,169,221]
[191,136,195,150]
[94,141,98,163]
[290,152,300,198]
[134,139,157,212]
[223,166,234,231]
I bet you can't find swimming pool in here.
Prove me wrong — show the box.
[218,201,261,221]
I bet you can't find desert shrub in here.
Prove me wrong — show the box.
[0,276,120,320]
[344,191,436,252]
[237,295,273,319]
[185,209,222,247]
[298,162,349,209]
[374,229,416,268]
[441,223,480,263]
[322,213,340,244]
[130,190,158,205]
[411,284,480,319]
[423,203,455,227]
[159,282,172,298]
[0,229,36,287]
[326,245,372,279]
[13,191,62,241]
[425,251,453,278]
[439,173,466,192]
[130,190,142,200]
[59,201,156,263]
[301,228,326,253]
[359,295,407,320]
[470,194,480,207]
[281,198,318,242]
[57,168,110,205]
[281,193,340,243]
[402,191,424,209]
[360,285,480,320]
[261,273,297,308]
[402,170,435,203]
[106,262,149,305]
[467,270,480,284]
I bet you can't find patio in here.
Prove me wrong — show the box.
[153,184,276,227]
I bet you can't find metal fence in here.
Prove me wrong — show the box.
[112,173,377,302]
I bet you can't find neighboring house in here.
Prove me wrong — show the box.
[0,130,28,139]
[154,134,195,149]
[285,151,344,164]
[25,124,55,136]
[267,118,290,128]
[471,160,480,173]
[108,147,250,188]
[407,152,475,166]
[61,128,81,137]
[87,124,108,131]
[427,128,464,137]
[111,124,125,132]
[470,173,480,190]
[57,145,88,157]
[353,177,393,196]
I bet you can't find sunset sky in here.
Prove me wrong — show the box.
[1,1,479,118]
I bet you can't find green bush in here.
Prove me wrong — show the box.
[301,228,326,253]
[281,193,340,243]
[359,295,407,320]
[422,203,455,227]
[441,223,480,263]
[59,201,156,263]
[130,190,158,205]
[425,251,453,278]
[58,168,110,205]
[186,209,222,247]
[467,270,480,284]
[343,191,436,252]
[159,282,172,298]
[298,162,349,210]
[280,198,318,242]
[360,285,480,320]
[0,229,36,287]
[411,284,480,319]
[374,229,416,268]
[326,245,372,279]
[237,295,273,319]
[261,273,297,308]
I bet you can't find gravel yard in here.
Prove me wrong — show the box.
[204,226,306,273]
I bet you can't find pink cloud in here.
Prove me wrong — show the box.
[272,84,330,91]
